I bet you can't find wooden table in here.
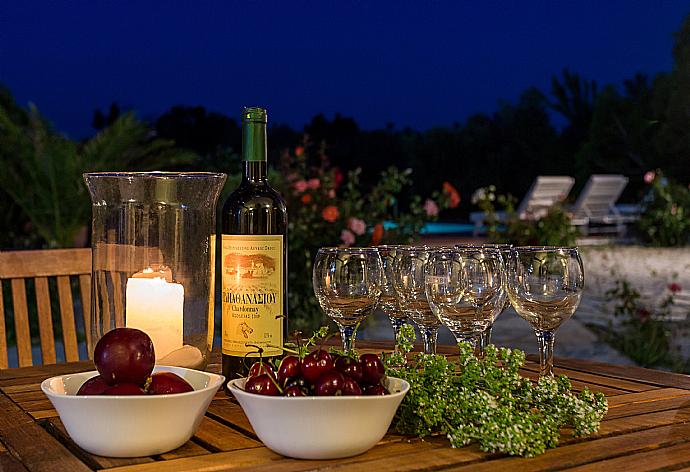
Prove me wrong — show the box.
[2,342,690,472]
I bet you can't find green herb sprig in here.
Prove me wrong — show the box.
[385,325,608,457]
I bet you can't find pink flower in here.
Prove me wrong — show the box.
[307,178,320,190]
[668,283,682,293]
[340,229,355,246]
[671,204,678,216]
[293,180,308,193]
[644,171,656,184]
[637,308,650,323]
[328,189,336,199]
[348,217,366,236]
[423,198,439,217]
[295,146,305,157]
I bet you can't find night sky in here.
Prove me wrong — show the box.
[1,1,688,139]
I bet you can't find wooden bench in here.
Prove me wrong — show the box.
[0,249,92,368]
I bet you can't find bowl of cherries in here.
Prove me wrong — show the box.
[228,348,409,460]
[41,328,225,457]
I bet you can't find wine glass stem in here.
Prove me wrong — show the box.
[339,324,357,352]
[420,326,439,355]
[454,333,479,354]
[477,323,493,358]
[389,316,405,350]
[535,329,556,376]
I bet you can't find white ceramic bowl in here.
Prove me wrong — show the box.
[228,376,409,459]
[41,366,225,457]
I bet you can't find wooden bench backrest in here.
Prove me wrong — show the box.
[0,249,92,368]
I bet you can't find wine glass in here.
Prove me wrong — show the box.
[375,245,410,347]
[457,243,512,354]
[427,247,503,352]
[506,246,584,376]
[392,246,441,354]
[313,247,383,351]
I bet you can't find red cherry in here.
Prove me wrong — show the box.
[248,361,276,379]
[245,374,280,396]
[277,356,301,385]
[334,356,363,383]
[314,371,346,396]
[284,386,306,397]
[94,328,155,386]
[360,353,385,385]
[76,375,109,395]
[364,384,389,396]
[284,377,311,395]
[301,350,334,384]
[342,378,363,396]
[103,383,147,395]
[147,372,194,395]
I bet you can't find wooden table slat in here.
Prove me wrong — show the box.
[158,441,212,461]
[107,447,281,472]
[206,400,256,437]
[563,440,690,472]
[191,416,261,452]
[0,391,90,471]
[447,421,690,472]
[545,355,690,390]
[0,452,30,472]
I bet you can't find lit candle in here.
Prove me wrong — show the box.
[125,267,184,360]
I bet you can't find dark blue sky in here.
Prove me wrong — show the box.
[1,1,687,139]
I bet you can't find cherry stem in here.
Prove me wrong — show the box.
[267,343,299,355]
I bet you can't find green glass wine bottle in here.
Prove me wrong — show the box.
[221,107,288,385]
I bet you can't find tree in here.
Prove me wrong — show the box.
[576,76,658,186]
[653,15,690,182]
[547,69,598,161]
[92,102,121,130]
[0,91,195,248]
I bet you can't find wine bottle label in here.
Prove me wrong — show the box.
[221,234,284,357]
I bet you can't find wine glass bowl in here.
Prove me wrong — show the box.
[375,245,410,345]
[456,243,512,354]
[506,246,584,376]
[313,247,383,351]
[392,246,440,354]
[427,248,503,349]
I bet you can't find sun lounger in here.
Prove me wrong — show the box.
[470,176,575,236]
[570,174,637,236]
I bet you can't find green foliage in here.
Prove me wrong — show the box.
[0,91,195,248]
[472,186,579,246]
[637,171,690,247]
[275,142,457,331]
[385,325,608,457]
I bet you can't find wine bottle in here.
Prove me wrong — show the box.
[221,107,288,383]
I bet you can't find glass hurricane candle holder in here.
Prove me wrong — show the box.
[84,172,226,370]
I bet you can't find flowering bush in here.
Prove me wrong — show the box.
[594,279,683,369]
[276,142,459,330]
[472,185,579,246]
[638,170,690,247]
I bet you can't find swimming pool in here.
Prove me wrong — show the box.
[384,221,475,235]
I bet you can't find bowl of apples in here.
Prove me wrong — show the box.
[41,328,225,457]
[228,349,409,460]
